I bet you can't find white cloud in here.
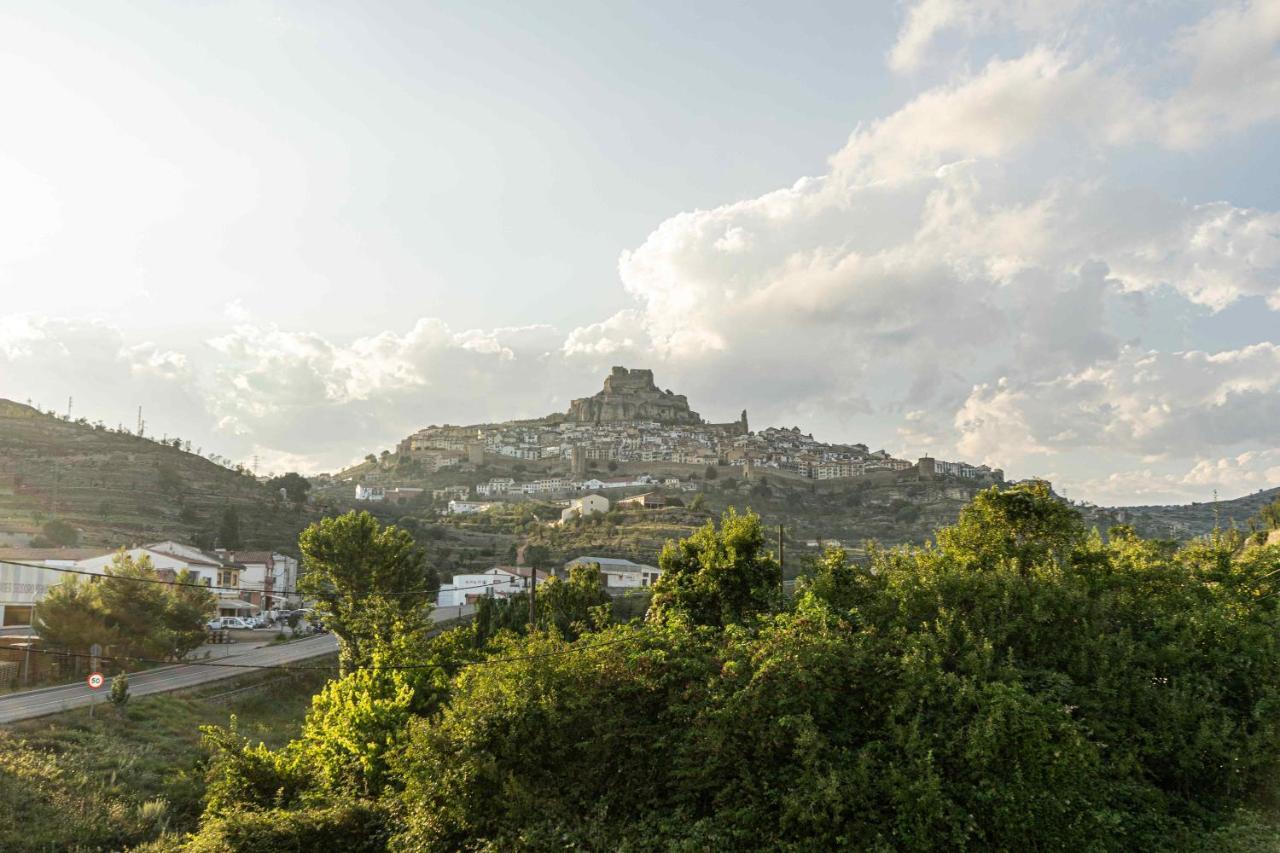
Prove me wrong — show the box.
[888,0,1280,152]
[1163,0,1280,148]
[888,0,1096,73]
[1109,203,1280,311]
[203,317,574,467]
[1071,450,1280,505]
[0,315,205,433]
[562,8,1280,508]
[955,344,1280,463]
[835,48,1147,183]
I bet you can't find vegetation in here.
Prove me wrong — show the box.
[217,506,242,550]
[0,399,316,548]
[31,517,79,547]
[36,551,215,662]
[0,666,332,852]
[297,511,439,673]
[156,484,1280,850]
[109,672,130,706]
[265,472,311,504]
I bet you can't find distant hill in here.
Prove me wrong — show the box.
[0,400,314,550]
[1084,486,1280,540]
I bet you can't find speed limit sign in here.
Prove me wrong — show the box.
[87,672,105,690]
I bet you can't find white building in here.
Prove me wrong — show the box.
[78,543,256,617]
[355,484,385,501]
[522,477,571,495]
[447,500,498,515]
[560,494,610,523]
[475,478,516,498]
[215,550,290,612]
[436,567,521,607]
[563,556,662,589]
[0,551,98,630]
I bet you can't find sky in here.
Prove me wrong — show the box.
[0,0,1278,506]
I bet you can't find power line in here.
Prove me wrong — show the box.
[0,558,529,600]
[0,557,438,598]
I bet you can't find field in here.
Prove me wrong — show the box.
[0,662,333,852]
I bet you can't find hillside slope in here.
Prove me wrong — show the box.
[1086,486,1280,540]
[0,400,312,549]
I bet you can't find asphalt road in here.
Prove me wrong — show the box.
[0,634,339,724]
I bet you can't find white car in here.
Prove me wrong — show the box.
[207,616,251,630]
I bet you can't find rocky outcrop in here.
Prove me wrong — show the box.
[567,367,704,425]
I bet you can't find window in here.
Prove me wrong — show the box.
[2,605,33,627]
[217,570,239,588]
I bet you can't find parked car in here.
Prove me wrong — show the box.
[207,616,252,630]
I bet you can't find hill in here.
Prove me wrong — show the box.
[349,460,1280,584]
[0,400,314,550]
[1085,486,1280,540]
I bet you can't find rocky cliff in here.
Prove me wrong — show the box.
[566,367,704,425]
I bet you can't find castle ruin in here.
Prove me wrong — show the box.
[565,366,746,434]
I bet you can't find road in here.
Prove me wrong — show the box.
[0,634,339,724]
[0,604,476,724]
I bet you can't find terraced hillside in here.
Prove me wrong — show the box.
[0,400,314,549]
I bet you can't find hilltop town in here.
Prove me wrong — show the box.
[360,366,1004,510]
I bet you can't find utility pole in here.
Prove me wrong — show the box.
[66,396,72,420]
[21,606,34,686]
[528,565,537,628]
[778,524,785,580]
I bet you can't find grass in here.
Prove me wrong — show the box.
[0,658,334,852]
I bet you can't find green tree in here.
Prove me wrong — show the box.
[266,472,312,503]
[536,562,611,640]
[796,545,878,613]
[936,479,1082,573]
[290,664,416,796]
[32,518,79,547]
[647,507,781,628]
[298,511,437,673]
[35,553,214,662]
[522,543,553,572]
[33,576,111,654]
[218,505,243,549]
[162,568,219,657]
[98,553,215,660]
[1255,497,1280,531]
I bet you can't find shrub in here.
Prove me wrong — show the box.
[109,672,130,706]
[180,802,391,853]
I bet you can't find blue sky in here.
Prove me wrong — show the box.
[1,1,1277,504]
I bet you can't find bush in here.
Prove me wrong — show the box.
[109,672,130,706]
[392,486,1280,850]
[186,486,1280,850]
[179,802,391,853]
